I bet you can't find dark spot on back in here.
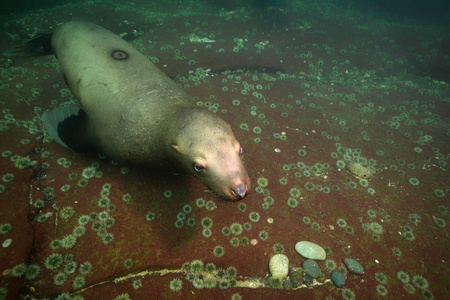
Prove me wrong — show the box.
[111,49,129,60]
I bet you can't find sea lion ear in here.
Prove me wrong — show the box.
[172,144,181,153]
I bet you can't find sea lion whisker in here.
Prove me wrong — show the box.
[204,190,230,202]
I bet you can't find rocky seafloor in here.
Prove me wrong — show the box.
[0,0,448,299]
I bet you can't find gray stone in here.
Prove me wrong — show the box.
[302,259,320,278]
[343,258,364,275]
[269,254,289,280]
[295,241,326,260]
[330,270,346,288]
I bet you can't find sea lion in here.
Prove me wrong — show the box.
[4,21,251,201]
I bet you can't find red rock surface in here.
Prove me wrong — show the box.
[0,1,448,299]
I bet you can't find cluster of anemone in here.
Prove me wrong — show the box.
[202,228,212,238]
[237,203,247,212]
[376,284,388,296]
[325,259,337,271]
[249,212,260,222]
[374,272,388,284]
[190,260,204,274]
[369,222,383,234]
[44,253,63,270]
[132,279,143,290]
[341,288,355,300]
[54,272,67,285]
[272,243,285,254]
[221,226,231,236]
[60,206,76,220]
[367,209,376,218]
[403,283,416,294]
[230,223,243,235]
[122,193,132,202]
[434,217,446,228]
[240,236,250,246]
[287,197,298,208]
[72,276,86,289]
[64,261,77,274]
[259,230,269,240]
[337,218,347,228]
[201,217,213,229]
[79,262,93,275]
[102,232,114,244]
[403,231,415,241]
[311,222,320,231]
[61,234,77,249]
[243,222,252,231]
[230,237,240,247]
[0,223,12,234]
[213,245,224,257]
[412,275,429,290]
[205,200,216,211]
[1,173,15,183]
[304,182,315,191]
[195,198,205,207]
[169,278,183,292]
[397,271,410,283]
[204,262,216,274]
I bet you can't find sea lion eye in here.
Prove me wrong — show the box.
[194,164,205,172]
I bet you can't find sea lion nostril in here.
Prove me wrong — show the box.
[234,184,247,199]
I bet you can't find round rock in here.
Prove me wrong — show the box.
[269,254,289,280]
[2,239,12,248]
[330,270,346,288]
[302,259,321,278]
[343,258,364,275]
[295,241,326,260]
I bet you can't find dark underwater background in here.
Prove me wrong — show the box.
[0,0,448,299]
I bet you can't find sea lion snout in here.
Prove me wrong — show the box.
[233,184,247,199]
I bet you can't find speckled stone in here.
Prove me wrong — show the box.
[2,239,12,248]
[302,259,320,278]
[330,270,346,288]
[343,258,364,275]
[269,254,289,280]
[295,241,326,260]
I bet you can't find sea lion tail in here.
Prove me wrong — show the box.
[3,33,53,58]
[41,106,90,153]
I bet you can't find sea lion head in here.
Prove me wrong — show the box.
[171,108,251,201]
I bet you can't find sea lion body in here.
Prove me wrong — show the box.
[27,22,250,201]
[52,22,189,166]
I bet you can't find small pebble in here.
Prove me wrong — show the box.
[295,241,326,260]
[2,239,12,248]
[302,259,321,278]
[330,270,346,288]
[343,258,364,275]
[269,254,289,280]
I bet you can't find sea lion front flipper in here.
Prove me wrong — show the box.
[3,33,54,58]
[41,106,90,152]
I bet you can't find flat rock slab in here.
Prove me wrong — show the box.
[295,241,326,260]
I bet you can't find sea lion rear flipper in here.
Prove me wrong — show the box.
[41,106,90,152]
[3,33,53,58]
